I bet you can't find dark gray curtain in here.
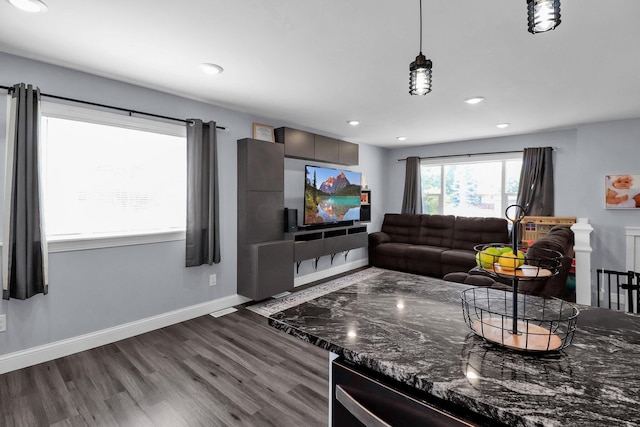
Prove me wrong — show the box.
[185,119,220,266]
[3,83,48,300]
[516,147,554,216]
[401,156,422,214]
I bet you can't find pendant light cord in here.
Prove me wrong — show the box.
[419,0,423,53]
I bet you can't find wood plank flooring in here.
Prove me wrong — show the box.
[0,308,330,427]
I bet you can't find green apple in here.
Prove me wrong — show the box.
[499,247,513,254]
[475,252,493,268]
[478,247,501,268]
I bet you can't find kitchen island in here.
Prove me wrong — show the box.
[269,269,640,426]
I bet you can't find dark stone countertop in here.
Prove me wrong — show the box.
[268,269,640,427]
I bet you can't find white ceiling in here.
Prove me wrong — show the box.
[1,0,639,148]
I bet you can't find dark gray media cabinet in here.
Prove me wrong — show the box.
[286,224,368,272]
[237,136,366,301]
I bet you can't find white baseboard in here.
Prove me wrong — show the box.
[294,258,369,287]
[0,294,251,375]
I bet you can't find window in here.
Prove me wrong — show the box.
[420,155,522,218]
[40,102,187,245]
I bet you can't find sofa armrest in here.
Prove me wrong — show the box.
[368,231,392,246]
[368,231,392,266]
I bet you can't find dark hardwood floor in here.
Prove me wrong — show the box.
[0,308,330,427]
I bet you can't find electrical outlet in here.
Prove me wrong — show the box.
[209,274,217,286]
[0,314,6,332]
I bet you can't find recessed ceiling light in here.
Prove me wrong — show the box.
[496,123,510,129]
[397,136,407,141]
[7,0,47,12]
[199,63,224,75]
[464,97,485,105]
[347,120,360,126]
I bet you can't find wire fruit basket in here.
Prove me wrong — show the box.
[461,287,579,352]
[473,243,562,281]
[462,204,580,352]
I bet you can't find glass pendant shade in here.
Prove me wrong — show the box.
[409,53,432,96]
[527,0,561,33]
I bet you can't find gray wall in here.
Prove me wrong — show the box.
[0,52,249,355]
[575,118,640,272]
[382,121,640,284]
[0,52,385,357]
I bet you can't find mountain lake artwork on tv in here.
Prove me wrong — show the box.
[304,165,362,225]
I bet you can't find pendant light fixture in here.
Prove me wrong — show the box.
[527,0,561,34]
[409,0,432,95]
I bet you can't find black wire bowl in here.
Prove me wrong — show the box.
[461,287,579,352]
[473,243,563,281]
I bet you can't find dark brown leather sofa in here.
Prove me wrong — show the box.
[444,225,575,301]
[368,213,510,278]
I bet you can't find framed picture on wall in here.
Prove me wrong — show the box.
[252,122,275,142]
[605,174,640,209]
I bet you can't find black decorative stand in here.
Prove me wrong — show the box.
[461,205,579,352]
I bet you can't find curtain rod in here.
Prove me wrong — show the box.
[397,150,524,161]
[1,85,226,130]
[397,147,557,162]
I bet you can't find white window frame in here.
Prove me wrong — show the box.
[40,102,187,253]
[420,152,522,217]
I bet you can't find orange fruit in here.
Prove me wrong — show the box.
[498,251,524,270]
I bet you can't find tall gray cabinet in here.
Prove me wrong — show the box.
[237,138,294,300]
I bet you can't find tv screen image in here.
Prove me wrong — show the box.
[304,165,362,225]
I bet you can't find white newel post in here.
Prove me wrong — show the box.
[571,218,593,305]
[625,227,640,271]
[624,227,640,311]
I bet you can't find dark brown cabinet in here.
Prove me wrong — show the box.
[274,127,315,160]
[286,225,367,270]
[314,134,340,163]
[339,139,359,165]
[275,126,359,166]
[246,241,294,300]
[237,138,293,300]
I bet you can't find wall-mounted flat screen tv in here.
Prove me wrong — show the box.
[304,165,362,225]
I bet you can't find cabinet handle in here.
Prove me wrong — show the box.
[335,385,392,427]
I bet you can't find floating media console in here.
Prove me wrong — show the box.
[286,224,368,272]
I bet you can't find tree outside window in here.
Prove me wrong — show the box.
[420,158,522,218]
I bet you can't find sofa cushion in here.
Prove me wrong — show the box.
[380,214,422,244]
[405,245,448,277]
[464,275,497,287]
[451,216,509,251]
[468,265,511,285]
[443,272,496,287]
[440,249,478,276]
[442,272,469,283]
[372,242,411,271]
[417,215,455,248]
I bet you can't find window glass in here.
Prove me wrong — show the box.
[41,105,186,239]
[421,165,441,214]
[420,157,522,218]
